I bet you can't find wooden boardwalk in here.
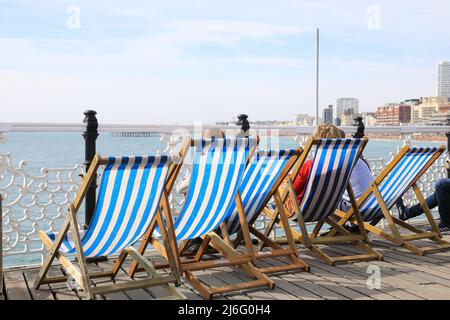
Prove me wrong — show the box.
[2,234,450,300]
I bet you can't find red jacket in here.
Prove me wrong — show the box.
[293,159,313,204]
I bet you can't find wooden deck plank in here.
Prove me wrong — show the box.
[218,264,296,300]
[271,256,375,300]
[3,270,31,300]
[48,266,82,300]
[23,269,55,300]
[95,261,130,300]
[121,256,204,300]
[325,245,450,300]
[262,256,350,300]
[300,256,397,300]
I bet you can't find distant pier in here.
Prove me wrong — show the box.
[110,132,162,137]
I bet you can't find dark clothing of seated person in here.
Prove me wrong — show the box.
[396,177,450,233]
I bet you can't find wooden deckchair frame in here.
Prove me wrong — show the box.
[128,137,274,300]
[215,147,311,274]
[34,141,190,300]
[260,137,383,265]
[332,144,450,256]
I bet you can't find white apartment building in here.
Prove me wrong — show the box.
[438,61,450,98]
[361,112,377,126]
[334,98,359,125]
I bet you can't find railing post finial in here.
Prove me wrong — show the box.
[236,114,250,137]
[353,116,365,138]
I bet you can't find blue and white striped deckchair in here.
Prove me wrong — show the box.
[141,137,274,300]
[334,145,450,255]
[222,148,309,274]
[262,137,382,265]
[34,153,186,300]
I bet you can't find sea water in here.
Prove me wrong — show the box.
[0,132,444,172]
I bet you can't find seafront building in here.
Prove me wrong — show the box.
[334,98,359,126]
[322,105,333,124]
[361,112,377,126]
[412,96,450,125]
[438,61,450,98]
[376,103,411,126]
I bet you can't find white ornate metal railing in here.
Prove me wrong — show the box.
[0,153,83,267]
[0,130,448,269]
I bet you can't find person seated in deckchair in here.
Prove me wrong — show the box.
[285,124,374,234]
[335,155,374,233]
[285,124,345,214]
[396,162,450,234]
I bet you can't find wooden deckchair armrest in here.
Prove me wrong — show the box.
[72,155,103,213]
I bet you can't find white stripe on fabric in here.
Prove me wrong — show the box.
[172,138,252,240]
[50,155,171,257]
[300,139,361,222]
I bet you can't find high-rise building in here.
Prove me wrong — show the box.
[376,104,411,126]
[334,98,359,125]
[323,105,333,124]
[438,61,450,98]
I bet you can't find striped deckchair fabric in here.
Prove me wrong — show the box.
[300,138,362,222]
[261,137,383,265]
[47,155,171,257]
[226,149,298,235]
[135,136,275,300]
[333,144,450,256]
[173,137,255,240]
[359,147,440,222]
[222,148,310,274]
[34,141,192,300]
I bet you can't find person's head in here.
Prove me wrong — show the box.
[311,124,345,139]
[203,128,225,139]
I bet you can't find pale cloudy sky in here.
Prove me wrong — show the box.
[0,0,449,124]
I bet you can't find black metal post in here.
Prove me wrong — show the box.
[83,110,98,227]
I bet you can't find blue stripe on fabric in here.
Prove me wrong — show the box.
[118,156,167,252]
[305,140,343,221]
[175,141,218,239]
[93,157,143,256]
[84,157,129,256]
[198,139,244,237]
[300,139,361,222]
[53,156,170,257]
[173,138,252,240]
[227,149,295,235]
[300,139,332,216]
[362,148,427,218]
[360,147,438,221]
